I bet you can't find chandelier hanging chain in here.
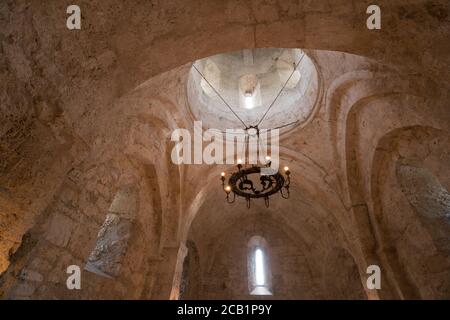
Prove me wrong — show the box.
[256,52,305,127]
[192,63,249,129]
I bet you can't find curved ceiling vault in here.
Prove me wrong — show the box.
[0,0,449,301]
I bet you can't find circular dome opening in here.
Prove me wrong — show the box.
[187,48,320,132]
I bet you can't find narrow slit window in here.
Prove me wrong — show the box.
[248,236,272,296]
[255,248,265,286]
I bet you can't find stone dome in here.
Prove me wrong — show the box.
[187,48,320,132]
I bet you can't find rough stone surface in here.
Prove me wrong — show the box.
[0,0,449,300]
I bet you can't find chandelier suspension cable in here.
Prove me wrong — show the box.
[193,51,305,135]
[255,52,306,128]
[206,119,300,136]
[192,63,249,129]
[197,49,296,208]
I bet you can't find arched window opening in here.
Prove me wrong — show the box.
[85,185,137,278]
[396,163,450,253]
[248,236,272,296]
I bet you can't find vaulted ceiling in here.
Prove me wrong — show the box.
[0,0,449,299]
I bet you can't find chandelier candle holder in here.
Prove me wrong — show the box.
[220,158,291,209]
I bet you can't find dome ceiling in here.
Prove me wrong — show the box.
[187,48,320,132]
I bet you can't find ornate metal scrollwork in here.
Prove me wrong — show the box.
[221,162,290,209]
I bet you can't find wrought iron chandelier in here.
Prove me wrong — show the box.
[193,50,303,209]
[220,157,291,209]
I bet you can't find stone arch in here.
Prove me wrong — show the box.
[369,126,450,299]
[110,1,448,95]
[337,68,449,297]
[180,149,354,246]
[120,98,182,253]
[175,141,372,299]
